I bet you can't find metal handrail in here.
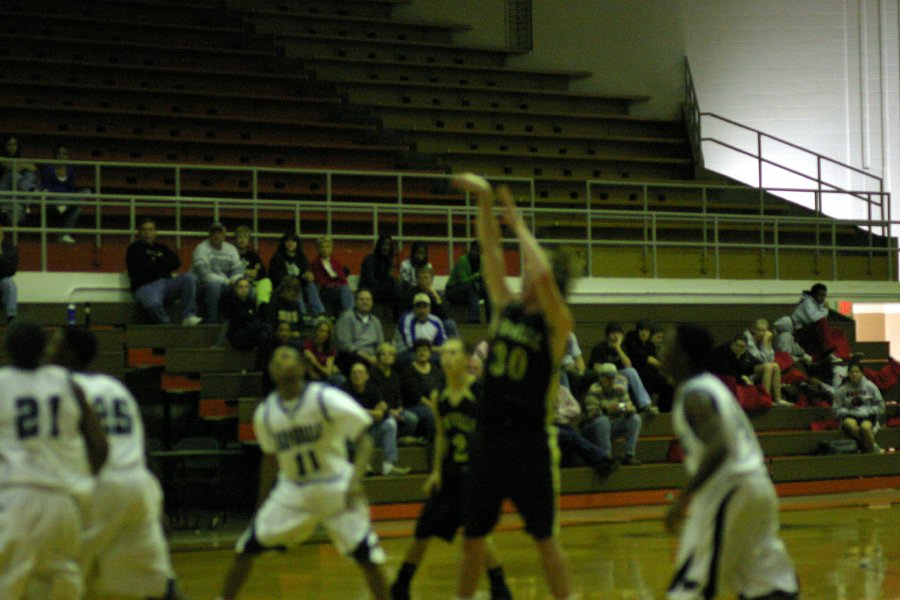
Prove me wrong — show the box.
[1,189,895,281]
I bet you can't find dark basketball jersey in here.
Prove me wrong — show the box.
[436,380,479,475]
[481,302,556,444]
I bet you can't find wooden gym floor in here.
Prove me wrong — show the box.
[170,491,900,599]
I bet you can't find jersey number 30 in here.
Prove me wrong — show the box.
[487,341,528,381]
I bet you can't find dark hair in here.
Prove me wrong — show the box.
[809,283,828,296]
[60,326,98,370]
[5,320,46,369]
[412,338,432,350]
[408,241,429,267]
[355,286,373,299]
[605,322,624,336]
[374,235,394,260]
[675,324,716,375]
[277,231,301,255]
[635,319,654,332]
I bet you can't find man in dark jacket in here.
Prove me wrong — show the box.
[0,224,17,323]
[125,218,202,325]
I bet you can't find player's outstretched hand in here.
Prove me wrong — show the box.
[423,471,441,495]
[664,493,689,534]
[452,172,493,196]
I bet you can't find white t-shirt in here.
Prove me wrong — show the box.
[672,372,766,489]
[0,365,92,497]
[74,372,146,473]
[254,382,372,508]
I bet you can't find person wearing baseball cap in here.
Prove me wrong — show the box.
[393,292,448,366]
[191,222,244,323]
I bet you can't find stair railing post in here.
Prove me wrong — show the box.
[586,181,593,277]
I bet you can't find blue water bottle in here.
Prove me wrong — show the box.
[66,303,76,325]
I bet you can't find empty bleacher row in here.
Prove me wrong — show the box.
[3,299,897,517]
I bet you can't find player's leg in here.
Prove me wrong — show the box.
[325,503,389,600]
[534,535,573,600]
[484,537,513,600]
[456,536,488,599]
[390,538,430,600]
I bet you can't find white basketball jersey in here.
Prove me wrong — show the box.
[254,382,371,488]
[0,365,92,497]
[74,373,146,473]
[672,372,766,485]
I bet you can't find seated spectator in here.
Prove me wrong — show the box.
[444,241,491,324]
[0,224,17,323]
[233,225,272,307]
[624,321,674,412]
[399,339,442,441]
[588,322,655,413]
[264,276,305,338]
[303,317,346,387]
[40,143,87,244]
[310,235,353,316]
[268,231,323,318]
[0,136,38,226]
[403,265,458,338]
[125,218,202,325]
[260,321,304,394]
[369,342,418,441]
[554,381,615,476]
[560,331,589,395]
[394,293,449,365]
[582,363,642,465]
[343,362,410,476]
[218,276,272,353]
[335,288,384,374]
[399,240,431,292]
[712,336,758,384]
[833,363,885,453]
[191,222,243,323]
[773,316,813,366]
[358,234,402,322]
[791,283,853,361]
[743,318,787,406]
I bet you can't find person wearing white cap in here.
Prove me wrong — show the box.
[393,292,448,366]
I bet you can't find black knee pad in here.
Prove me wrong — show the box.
[350,530,387,566]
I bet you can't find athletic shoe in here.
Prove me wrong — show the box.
[491,584,514,600]
[181,315,203,326]
[382,464,411,476]
[594,456,618,478]
[59,234,75,244]
[389,581,410,600]
[622,455,642,466]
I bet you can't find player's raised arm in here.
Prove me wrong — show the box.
[454,173,512,310]
[496,185,574,360]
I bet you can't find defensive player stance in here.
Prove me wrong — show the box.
[51,327,190,600]
[0,320,107,599]
[217,345,390,600]
[453,174,576,600]
[662,325,800,600]
[389,339,513,600]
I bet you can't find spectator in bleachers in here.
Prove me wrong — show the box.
[370,342,419,442]
[394,293,449,365]
[399,240,431,292]
[834,363,885,453]
[40,143,86,244]
[343,362,410,476]
[624,320,675,412]
[403,264,458,337]
[234,225,272,307]
[589,322,656,414]
[264,276,305,338]
[191,222,243,324]
[126,218,202,326]
[582,363,643,465]
[445,241,491,324]
[218,276,272,353]
[358,234,402,322]
[560,331,590,395]
[335,288,384,374]
[0,136,38,226]
[554,380,615,476]
[399,339,441,441]
[303,317,346,387]
[310,235,353,316]
[711,335,758,384]
[259,320,304,394]
[0,224,17,324]
[791,282,853,362]
[743,318,787,406]
[773,316,813,366]
[268,231,323,318]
